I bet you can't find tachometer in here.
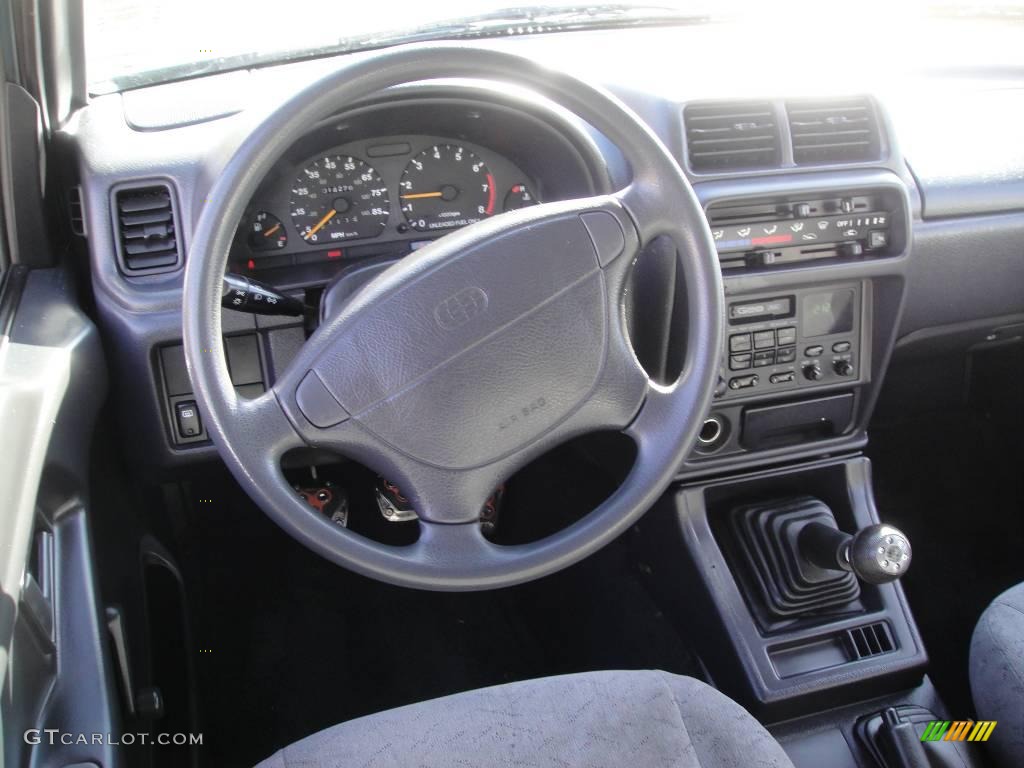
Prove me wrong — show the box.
[399,144,495,232]
[290,155,390,243]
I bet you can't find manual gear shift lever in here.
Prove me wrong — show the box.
[799,522,912,585]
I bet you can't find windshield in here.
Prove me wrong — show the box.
[85,0,1024,94]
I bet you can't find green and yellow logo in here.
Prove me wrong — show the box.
[921,720,997,742]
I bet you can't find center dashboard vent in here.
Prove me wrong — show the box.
[787,96,881,165]
[684,101,781,172]
[113,183,182,274]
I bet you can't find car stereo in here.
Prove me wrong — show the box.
[715,283,864,401]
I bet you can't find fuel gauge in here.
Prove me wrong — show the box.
[503,183,538,211]
[248,211,288,251]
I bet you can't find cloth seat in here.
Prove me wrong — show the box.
[970,581,1024,767]
[255,669,794,767]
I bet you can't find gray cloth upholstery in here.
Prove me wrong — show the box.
[971,582,1024,767]
[254,670,794,768]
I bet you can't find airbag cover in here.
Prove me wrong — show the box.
[311,213,607,468]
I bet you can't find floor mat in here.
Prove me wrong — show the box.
[185,459,701,768]
[867,359,1024,716]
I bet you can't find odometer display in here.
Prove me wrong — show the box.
[400,144,495,232]
[290,155,389,243]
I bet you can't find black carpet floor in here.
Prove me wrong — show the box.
[184,448,700,768]
[866,348,1024,717]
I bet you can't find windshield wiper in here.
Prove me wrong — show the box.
[346,4,721,50]
[97,3,722,94]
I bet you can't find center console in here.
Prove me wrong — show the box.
[641,455,984,768]
[644,457,927,719]
[650,168,966,766]
[679,170,912,476]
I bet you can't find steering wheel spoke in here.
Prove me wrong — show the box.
[232,388,309,459]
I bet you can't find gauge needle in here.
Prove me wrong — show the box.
[304,208,337,240]
[400,191,444,200]
[262,223,281,237]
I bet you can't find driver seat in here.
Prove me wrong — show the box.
[254,670,794,767]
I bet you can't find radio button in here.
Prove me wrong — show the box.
[729,333,752,352]
[770,371,795,384]
[728,374,759,390]
[753,330,776,349]
[777,327,797,345]
[753,350,776,367]
[776,346,796,364]
[729,353,752,371]
[805,345,824,357]
[832,341,852,353]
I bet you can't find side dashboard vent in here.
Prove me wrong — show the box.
[68,186,86,236]
[684,101,781,172]
[113,183,181,273]
[787,97,881,165]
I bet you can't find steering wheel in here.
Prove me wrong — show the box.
[183,44,723,591]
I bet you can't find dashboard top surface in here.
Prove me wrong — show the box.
[74,19,1024,228]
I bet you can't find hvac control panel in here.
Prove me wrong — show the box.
[707,191,903,271]
[715,283,864,401]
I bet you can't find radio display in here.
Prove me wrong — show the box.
[802,289,855,338]
[728,296,794,324]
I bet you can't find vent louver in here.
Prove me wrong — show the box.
[113,183,181,273]
[684,101,781,172]
[847,621,895,660]
[68,186,85,236]
[787,97,881,165]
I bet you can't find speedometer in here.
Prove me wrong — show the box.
[289,155,390,244]
[399,144,495,232]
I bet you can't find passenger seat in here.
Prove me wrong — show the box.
[970,581,1024,766]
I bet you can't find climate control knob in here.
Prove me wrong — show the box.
[803,362,823,382]
[833,359,854,377]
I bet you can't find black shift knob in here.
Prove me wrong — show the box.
[799,522,912,585]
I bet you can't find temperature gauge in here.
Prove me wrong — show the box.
[248,211,288,251]
[503,183,537,211]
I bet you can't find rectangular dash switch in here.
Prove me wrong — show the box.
[175,401,203,438]
[225,334,262,386]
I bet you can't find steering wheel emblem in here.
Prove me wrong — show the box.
[435,286,489,330]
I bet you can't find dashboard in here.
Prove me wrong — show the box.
[63,22,1024,476]
[233,135,540,273]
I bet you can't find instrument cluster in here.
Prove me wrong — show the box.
[234,134,539,272]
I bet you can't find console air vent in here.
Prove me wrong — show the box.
[787,97,881,165]
[113,183,181,273]
[684,101,781,172]
[847,621,895,660]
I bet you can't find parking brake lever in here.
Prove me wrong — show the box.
[222,273,307,316]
